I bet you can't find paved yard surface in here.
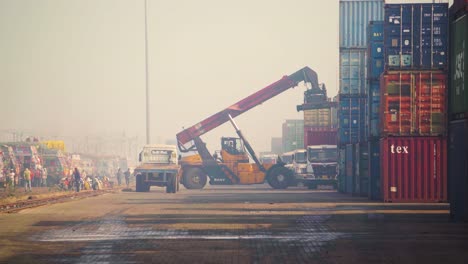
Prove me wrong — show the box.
[0,184,467,264]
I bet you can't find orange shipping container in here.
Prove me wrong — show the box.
[380,71,447,137]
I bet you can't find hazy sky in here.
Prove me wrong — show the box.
[0,0,453,154]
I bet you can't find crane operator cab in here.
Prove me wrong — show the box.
[220,137,249,163]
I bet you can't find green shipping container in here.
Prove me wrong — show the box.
[282,120,304,153]
[450,14,468,120]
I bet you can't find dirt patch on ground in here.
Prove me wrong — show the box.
[0,187,71,205]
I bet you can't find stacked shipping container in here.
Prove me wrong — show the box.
[299,86,338,148]
[367,21,384,200]
[378,3,449,203]
[339,0,384,196]
[281,120,304,153]
[449,0,468,222]
[368,21,384,138]
[384,4,448,70]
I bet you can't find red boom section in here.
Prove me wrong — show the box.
[176,67,318,145]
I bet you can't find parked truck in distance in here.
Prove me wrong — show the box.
[280,151,294,165]
[290,149,309,185]
[134,145,180,193]
[259,154,279,164]
[285,145,338,189]
[305,145,338,189]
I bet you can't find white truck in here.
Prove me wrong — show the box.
[290,149,310,185]
[287,145,338,189]
[304,145,338,189]
[134,144,180,193]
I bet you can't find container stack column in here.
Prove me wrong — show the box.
[367,21,384,200]
[379,3,449,203]
[338,0,384,195]
[449,0,468,222]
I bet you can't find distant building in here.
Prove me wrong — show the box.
[271,137,282,155]
[282,120,304,153]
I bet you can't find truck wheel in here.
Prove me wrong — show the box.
[166,174,177,193]
[166,175,174,193]
[267,166,292,189]
[173,174,179,193]
[136,174,144,192]
[182,168,207,190]
[143,182,150,192]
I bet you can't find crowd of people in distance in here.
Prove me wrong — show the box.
[2,166,132,193]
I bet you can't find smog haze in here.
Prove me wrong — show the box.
[0,0,451,156]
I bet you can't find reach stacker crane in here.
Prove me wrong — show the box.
[176,67,320,190]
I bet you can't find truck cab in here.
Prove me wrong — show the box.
[290,149,315,185]
[306,145,338,189]
[134,144,180,193]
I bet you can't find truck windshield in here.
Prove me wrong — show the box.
[143,149,175,164]
[308,148,337,162]
[281,155,293,164]
[261,156,277,164]
[295,152,307,164]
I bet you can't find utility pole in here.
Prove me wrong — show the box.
[144,0,151,144]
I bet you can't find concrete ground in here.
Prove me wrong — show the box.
[0,184,467,264]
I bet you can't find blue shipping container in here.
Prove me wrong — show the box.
[355,142,369,197]
[384,3,449,70]
[367,21,384,80]
[340,48,367,95]
[338,146,346,193]
[368,139,381,200]
[345,144,355,194]
[340,0,384,47]
[368,20,384,42]
[338,95,367,145]
[368,81,380,138]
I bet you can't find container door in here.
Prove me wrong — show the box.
[449,120,468,222]
[381,137,447,202]
[369,140,381,200]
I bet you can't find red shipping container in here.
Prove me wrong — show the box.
[380,71,447,137]
[450,0,468,18]
[304,128,337,147]
[380,137,447,203]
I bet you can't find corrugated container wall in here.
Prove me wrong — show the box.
[367,21,385,80]
[338,147,346,193]
[368,139,381,200]
[282,120,304,153]
[331,106,339,129]
[355,142,369,197]
[451,0,468,17]
[449,119,468,222]
[384,4,449,70]
[340,0,384,48]
[304,130,338,147]
[367,21,384,139]
[345,144,356,194]
[369,82,381,138]
[340,48,368,95]
[380,137,447,203]
[338,95,367,145]
[380,71,447,137]
[450,14,468,120]
[303,108,332,128]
